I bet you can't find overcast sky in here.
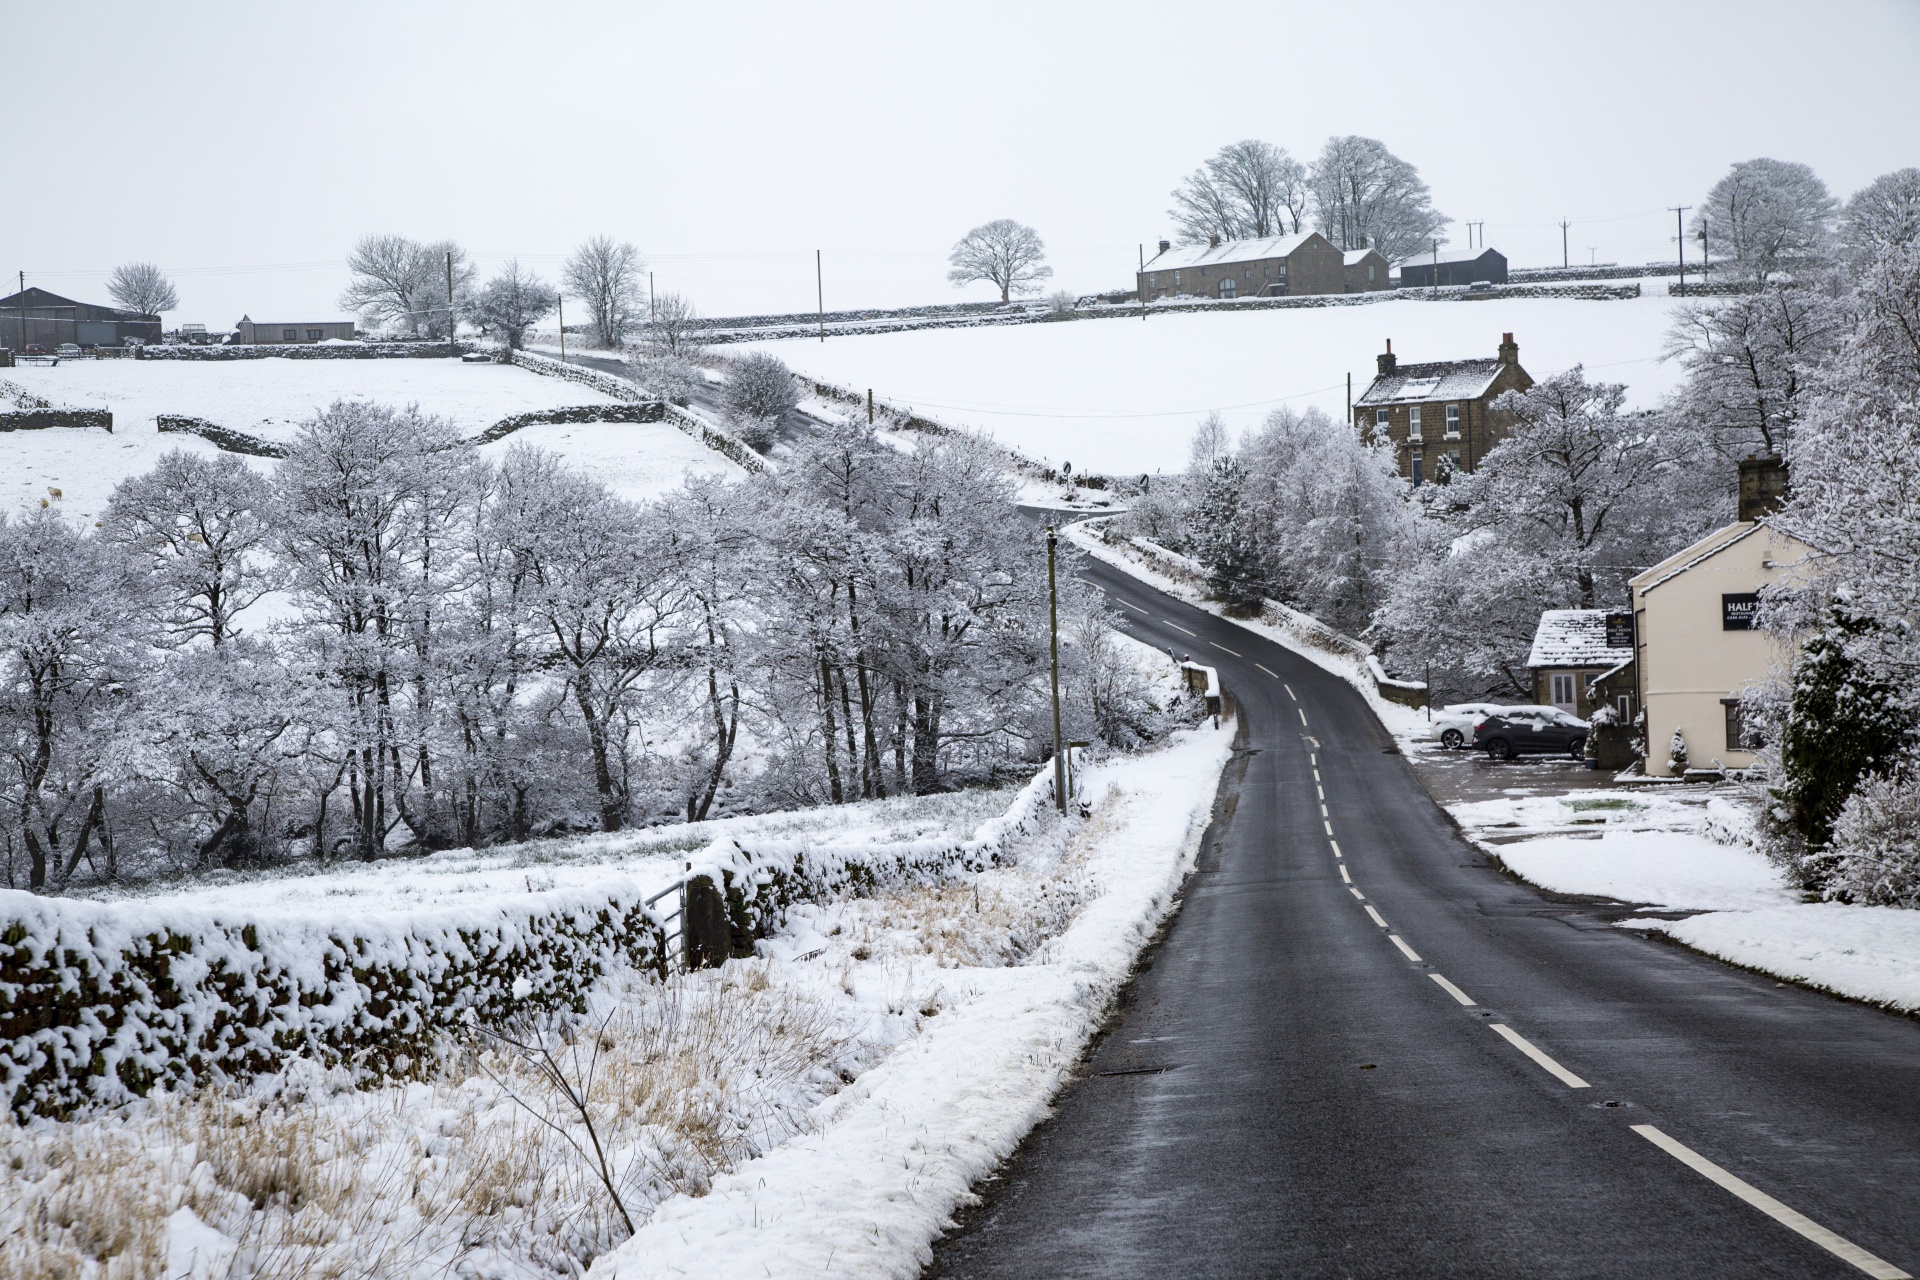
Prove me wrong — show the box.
[9,0,1917,326]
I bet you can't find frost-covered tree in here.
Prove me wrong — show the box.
[1840,167,1920,265]
[562,236,645,348]
[340,235,476,337]
[1694,158,1836,280]
[1188,453,1262,612]
[947,219,1052,303]
[644,291,703,356]
[630,353,700,405]
[1664,278,1849,462]
[470,260,556,350]
[722,352,799,450]
[105,261,177,316]
[1169,140,1309,244]
[101,450,276,648]
[1307,136,1447,263]
[0,508,151,888]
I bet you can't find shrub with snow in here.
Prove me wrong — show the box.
[722,353,797,451]
[1826,751,1920,907]
[1667,727,1689,775]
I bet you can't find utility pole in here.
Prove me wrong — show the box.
[867,387,873,425]
[1698,215,1710,276]
[1589,246,1598,266]
[1559,220,1571,269]
[1047,525,1065,814]
[445,252,455,341]
[1431,240,1439,295]
[1139,243,1146,321]
[557,295,566,361]
[816,249,824,343]
[649,271,655,320]
[1670,206,1691,295]
[16,271,25,354]
[1346,371,1351,425]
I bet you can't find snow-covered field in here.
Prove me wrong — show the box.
[1,359,741,522]
[739,288,1690,475]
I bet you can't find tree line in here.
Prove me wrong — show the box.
[1,415,1171,891]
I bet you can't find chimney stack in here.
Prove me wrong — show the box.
[1498,332,1518,365]
[1158,239,1170,255]
[1208,234,1221,249]
[1738,455,1789,522]
[1377,338,1396,376]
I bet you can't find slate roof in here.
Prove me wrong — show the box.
[1527,609,1634,668]
[1343,248,1385,265]
[1354,358,1506,407]
[1406,248,1506,267]
[1143,233,1328,271]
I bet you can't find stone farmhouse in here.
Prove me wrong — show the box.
[1353,333,1534,484]
[235,316,359,344]
[1137,233,1389,301]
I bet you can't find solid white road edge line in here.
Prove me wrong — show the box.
[1256,662,1279,678]
[1348,886,1366,901]
[1630,1126,1910,1279]
[1338,864,1352,884]
[1164,621,1197,636]
[1429,973,1477,1006]
[1364,905,1388,928]
[1211,642,1241,657]
[1389,935,1423,962]
[1490,1024,1590,1089]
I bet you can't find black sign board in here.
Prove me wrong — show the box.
[1722,593,1761,630]
[1604,610,1635,650]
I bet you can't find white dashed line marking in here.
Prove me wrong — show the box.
[1256,662,1279,678]
[1338,864,1352,884]
[1364,905,1387,928]
[1490,1024,1590,1089]
[1630,1125,1910,1279]
[1164,621,1196,636]
[1116,600,1148,615]
[1329,839,1342,858]
[1429,973,1477,1006]
[1297,709,1308,726]
[1211,641,1241,657]
[1316,785,1325,800]
[1324,820,1334,837]
[1312,769,1321,782]
[1319,804,1329,818]
[1348,886,1366,901]
[1389,935,1423,962]
[1284,684,1297,700]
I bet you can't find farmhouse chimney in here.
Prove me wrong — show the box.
[1498,332,1518,366]
[1158,239,1170,255]
[1738,455,1789,523]
[1208,234,1221,249]
[1377,339,1396,375]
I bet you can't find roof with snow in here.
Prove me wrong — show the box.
[1354,358,1506,407]
[1527,609,1634,669]
[1409,248,1505,267]
[1143,233,1331,271]
[1343,248,1386,265]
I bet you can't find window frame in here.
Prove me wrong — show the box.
[1444,403,1461,439]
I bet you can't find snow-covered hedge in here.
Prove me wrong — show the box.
[156,414,287,457]
[0,887,669,1120]
[0,407,113,433]
[140,342,466,361]
[688,766,1059,957]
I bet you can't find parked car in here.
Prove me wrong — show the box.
[1473,707,1590,760]
[1430,703,1509,750]
[25,344,51,356]
[55,343,83,358]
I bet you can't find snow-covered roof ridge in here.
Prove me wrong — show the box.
[1354,357,1505,406]
[1343,248,1384,264]
[1410,247,1505,266]
[1143,232,1327,271]
[1527,608,1634,668]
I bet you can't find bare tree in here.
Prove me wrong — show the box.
[947,219,1052,303]
[471,260,557,350]
[562,237,645,348]
[340,235,475,337]
[645,291,704,356]
[105,262,177,316]
[1307,136,1448,263]
[1694,158,1836,280]
[1169,140,1308,244]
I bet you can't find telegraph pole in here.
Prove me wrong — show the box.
[445,252,455,341]
[1047,526,1065,814]
[16,271,25,353]
[649,271,655,320]
[1139,243,1147,321]
[816,249,824,343]
[1559,220,1571,269]
[1430,240,1439,295]
[1670,206,1691,294]
[557,295,566,361]
[1698,215,1710,276]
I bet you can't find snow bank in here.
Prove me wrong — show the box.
[590,722,1235,1280]
[1628,905,1920,1012]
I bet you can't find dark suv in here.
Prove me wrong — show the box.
[1473,707,1589,760]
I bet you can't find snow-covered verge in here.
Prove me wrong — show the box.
[589,720,1234,1280]
[1450,789,1920,1013]
[2,722,1231,1280]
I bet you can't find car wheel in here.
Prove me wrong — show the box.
[1485,737,1514,761]
[1569,737,1588,760]
[1441,728,1464,749]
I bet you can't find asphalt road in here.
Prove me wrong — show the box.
[926,535,1920,1280]
[539,348,825,452]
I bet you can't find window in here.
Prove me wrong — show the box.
[1368,263,1376,281]
[1201,267,1210,277]
[1375,408,1389,430]
[1263,265,1272,277]
[1410,450,1424,486]
[1723,699,1762,751]
[307,328,324,340]
[1409,405,1423,435]
[282,329,297,341]
[1444,404,1460,438]
[1218,279,1236,299]
[1244,268,1253,279]
[1550,674,1576,709]
[1174,271,1181,286]
[1617,695,1633,720]
[1448,449,1462,472]
[1149,274,1157,287]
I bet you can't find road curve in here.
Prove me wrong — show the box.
[925,538,1920,1280]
